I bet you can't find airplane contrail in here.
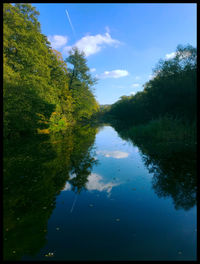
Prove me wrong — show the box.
[70,193,78,213]
[65,9,76,39]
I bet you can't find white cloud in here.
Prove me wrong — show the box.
[63,31,121,57]
[97,150,129,159]
[132,83,140,87]
[130,91,136,96]
[165,50,192,60]
[86,173,119,193]
[165,52,176,60]
[62,182,71,191]
[97,69,129,79]
[90,68,96,72]
[48,35,68,49]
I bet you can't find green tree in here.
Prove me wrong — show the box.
[3,3,74,137]
[48,49,74,131]
[66,47,97,91]
[106,44,197,126]
[65,47,99,121]
[3,3,55,137]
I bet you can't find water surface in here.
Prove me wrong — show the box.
[3,125,197,260]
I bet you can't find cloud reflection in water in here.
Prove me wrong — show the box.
[97,150,129,159]
[86,173,120,194]
[62,173,120,195]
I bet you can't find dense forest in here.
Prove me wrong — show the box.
[3,3,99,139]
[4,3,196,143]
[103,44,197,144]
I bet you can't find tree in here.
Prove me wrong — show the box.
[106,44,197,125]
[3,3,55,137]
[66,47,97,91]
[65,47,99,121]
[3,3,75,137]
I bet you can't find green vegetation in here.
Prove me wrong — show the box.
[104,44,197,144]
[115,116,196,145]
[103,44,197,211]
[3,3,99,138]
[66,47,99,122]
[3,3,197,261]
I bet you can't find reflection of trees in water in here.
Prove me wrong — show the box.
[70,150,97,194]
[141,143,197,211]
[112,124,197,211]
[69,124,98,193]
[3,124,98,260]
[3,134,58,260]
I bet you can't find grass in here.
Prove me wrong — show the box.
[124,116,196,144]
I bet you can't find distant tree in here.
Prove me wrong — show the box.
[145,44,197,121]
[107,44,197,125]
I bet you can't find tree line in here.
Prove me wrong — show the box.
[105,44,197,129]
[3,3,99,138]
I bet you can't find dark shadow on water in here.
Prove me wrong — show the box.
[3,124,98,260]
[139,142,196,210]
[111,123,197,211]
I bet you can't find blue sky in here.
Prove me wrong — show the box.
[32,3,197,105]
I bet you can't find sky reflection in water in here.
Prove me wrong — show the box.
[4,125,196,261]
[39,126,196,261]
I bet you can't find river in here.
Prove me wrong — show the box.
[3,124,197,260]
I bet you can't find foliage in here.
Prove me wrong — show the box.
[65,47,99,121]
[3,4,98,138]
[122,116,196,144]
[106,44,197,126]
[104,44,197,210]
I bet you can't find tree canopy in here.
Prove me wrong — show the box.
[106,44,197,126]
[65,47,99,121]
[3,3,99,138]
